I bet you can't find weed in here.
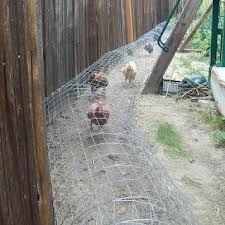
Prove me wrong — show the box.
[177,54,208,77]
[199,110,212,123]
[191,107,225,147]
[200,111,225,130]
[213,130,225,147]
[179,57,192,68]
[156,122,191,159]
[188,0,212,52]
[211,115,225,130]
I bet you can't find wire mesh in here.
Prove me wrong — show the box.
[45,22,200,225]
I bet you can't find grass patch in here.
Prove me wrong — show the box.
[213,130,225,147]
[165,52,208,82]
[156,122,190,159]
[185,105,225,148]
[199,109,212,123]
[178,54,208,76]
[199,110,225,146]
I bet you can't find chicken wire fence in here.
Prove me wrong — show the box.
[45,22,200,225]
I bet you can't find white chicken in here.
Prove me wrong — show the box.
[121,61,137,83]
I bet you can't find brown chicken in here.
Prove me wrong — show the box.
[87,100,110,130]
[144,43,153,54]
[88,71,108,93]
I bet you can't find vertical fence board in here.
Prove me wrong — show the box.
[0,0,53,225]
[0,3,11,225]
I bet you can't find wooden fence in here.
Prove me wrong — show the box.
[0,1,187,225]
[43,0,181,95]
[0,1,53,225]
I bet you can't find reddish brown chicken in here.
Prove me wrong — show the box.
[87,100,110,130]
[88,71,108,93]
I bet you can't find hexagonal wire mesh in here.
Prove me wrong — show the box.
[45,22,200,225]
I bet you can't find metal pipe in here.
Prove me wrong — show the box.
[209,0,220,86]
[221,5,225,66]
[210,0,220,67]
[157,0,182,52]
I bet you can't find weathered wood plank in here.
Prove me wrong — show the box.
[0,1,9,224]
[179,2,212,51]
[25,0,53,224]
[0,0,53,225]
[142,0,203,94]
[125,0,134,43]
[1,2,32,225]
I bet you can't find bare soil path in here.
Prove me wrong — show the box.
[135,95,225,225]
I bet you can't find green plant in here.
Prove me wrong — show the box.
[211,115,225,129]
[198,109,225,146]
[188,0,212,52]
[179,57,192,68]
[156,122,190,159]
[182,101,225,148]
[188,0,225,57]
[177,53,209,77]
[200,110,225,127]
[200,109,212,123]
[213,130,225,146]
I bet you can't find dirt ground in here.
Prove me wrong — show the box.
[46,28,202,224]
[134,95,225,225]
[45,24,225,224]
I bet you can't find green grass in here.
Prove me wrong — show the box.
[179,57,192,68]
[178,54,208,76]
[199,109,212,123]
[156,122,190,159]
[167,52,208,84]
[186,106,225,148]
[199,109,225,130]
[211,115,225,147]
[213,130,225,147]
